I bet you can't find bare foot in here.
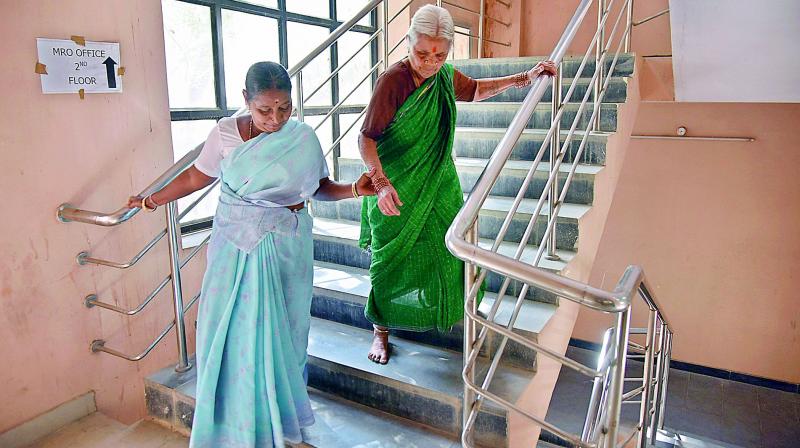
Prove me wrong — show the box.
[367,326,390,364]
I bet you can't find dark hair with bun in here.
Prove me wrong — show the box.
[244,61,292,101]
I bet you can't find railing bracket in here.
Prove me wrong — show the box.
[84,294,98,308]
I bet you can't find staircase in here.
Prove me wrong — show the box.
[144,54,634,447]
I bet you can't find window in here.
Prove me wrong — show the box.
[161,0,377,230]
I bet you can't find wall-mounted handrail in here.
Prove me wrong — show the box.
[77,178,220,268]
[57,144,203,226]
[441,1,511,27]
[633,8,669,26]
[90,291,200,362]
[84,234,210,315]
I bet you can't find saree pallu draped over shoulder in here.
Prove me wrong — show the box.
[359,64,483,332]
[190,119,327,448]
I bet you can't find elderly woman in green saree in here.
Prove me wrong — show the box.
[359,5,557,364]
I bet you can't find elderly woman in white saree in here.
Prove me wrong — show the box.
[128,62,375,448]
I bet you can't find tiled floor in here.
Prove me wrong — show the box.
[545,346,800,448]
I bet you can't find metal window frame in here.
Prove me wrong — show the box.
[165,0,378,232]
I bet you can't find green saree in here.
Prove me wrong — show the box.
[360,63,481,332]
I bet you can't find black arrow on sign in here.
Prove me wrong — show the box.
[103,57,117,89]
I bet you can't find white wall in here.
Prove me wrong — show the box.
[670,0,800,102]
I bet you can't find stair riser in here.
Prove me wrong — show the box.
[338,160,596,205]
[481,77,627,103]
[310,291,538,370]
[456,104,618,133]
[453,132,607,166]
[458,168,595,205]
[144,383,194,437]
[451,56,634,79]
[307,358,508,447]
[311,201,579,251]
[314,237,560,304]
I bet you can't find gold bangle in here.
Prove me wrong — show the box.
[351,182,360,199]
[142,195,157,212]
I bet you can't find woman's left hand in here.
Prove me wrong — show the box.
[526,60,558,81]
[355,167,378,197]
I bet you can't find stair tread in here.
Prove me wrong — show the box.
[339,156,602,175]
[312,218,575,268]
[312,260,558,336]
[307,317,533,411]
[301,390,458,447]
[455,158,603,175]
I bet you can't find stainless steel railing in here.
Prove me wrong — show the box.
[57,0,505,374]
[446,0,674,446]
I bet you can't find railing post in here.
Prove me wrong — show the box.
[625,0,634,52]
[593,0,606,131]
[637,309,657,447]
[546,63,562,261]
[462,221,479,446]
[165,201,191,373]
[604,307,630,446]
[477,0,485,58]
[657,330,673,429]
[650,319,668,445]
[295,71,305,122]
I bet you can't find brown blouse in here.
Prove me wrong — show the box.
[360,60,478,140]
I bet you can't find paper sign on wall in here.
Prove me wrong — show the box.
[36,38,122,94]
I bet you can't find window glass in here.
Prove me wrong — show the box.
[288,22,333,107]
[162,1,216,108]
[338,32,373,106]
[170,120,221,223]
[222,10,280,109]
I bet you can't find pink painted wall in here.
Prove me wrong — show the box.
[520,0,671,58]
[0,0,203,432]
[569,92,800,383]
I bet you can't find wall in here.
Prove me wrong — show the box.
[670,0,800,102]
[521,0,671,58]
[565,53,800,382]
[0,0,203,432]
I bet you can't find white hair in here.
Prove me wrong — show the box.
[408,4,454,45]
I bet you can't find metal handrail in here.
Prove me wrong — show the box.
[76,178,219,268]
[441,1,511,27]
[57,145,205,226]
[446,0,675,446]
[90,291,200,362]
[633,8,669,26]
[84,234,210,315]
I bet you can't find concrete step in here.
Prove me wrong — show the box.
[311,260,558,369]
[311,217,573,304]
[451,54,634,80]
[306,317,535,447]
[456,101,618,133]
[338,157,601,206]
[452,127,608,166]
[311,193,589,252]
[477,76,629,104]
[144,365,459,448]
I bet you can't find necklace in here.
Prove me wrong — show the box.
[248,118,253,140]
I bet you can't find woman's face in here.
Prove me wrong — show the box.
[244,88,292,133]
[407,34,451,80]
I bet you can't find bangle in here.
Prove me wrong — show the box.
[372,175,391,193]
[513,71,531,88]
[351,182,360,199]
[142,195,157,212]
